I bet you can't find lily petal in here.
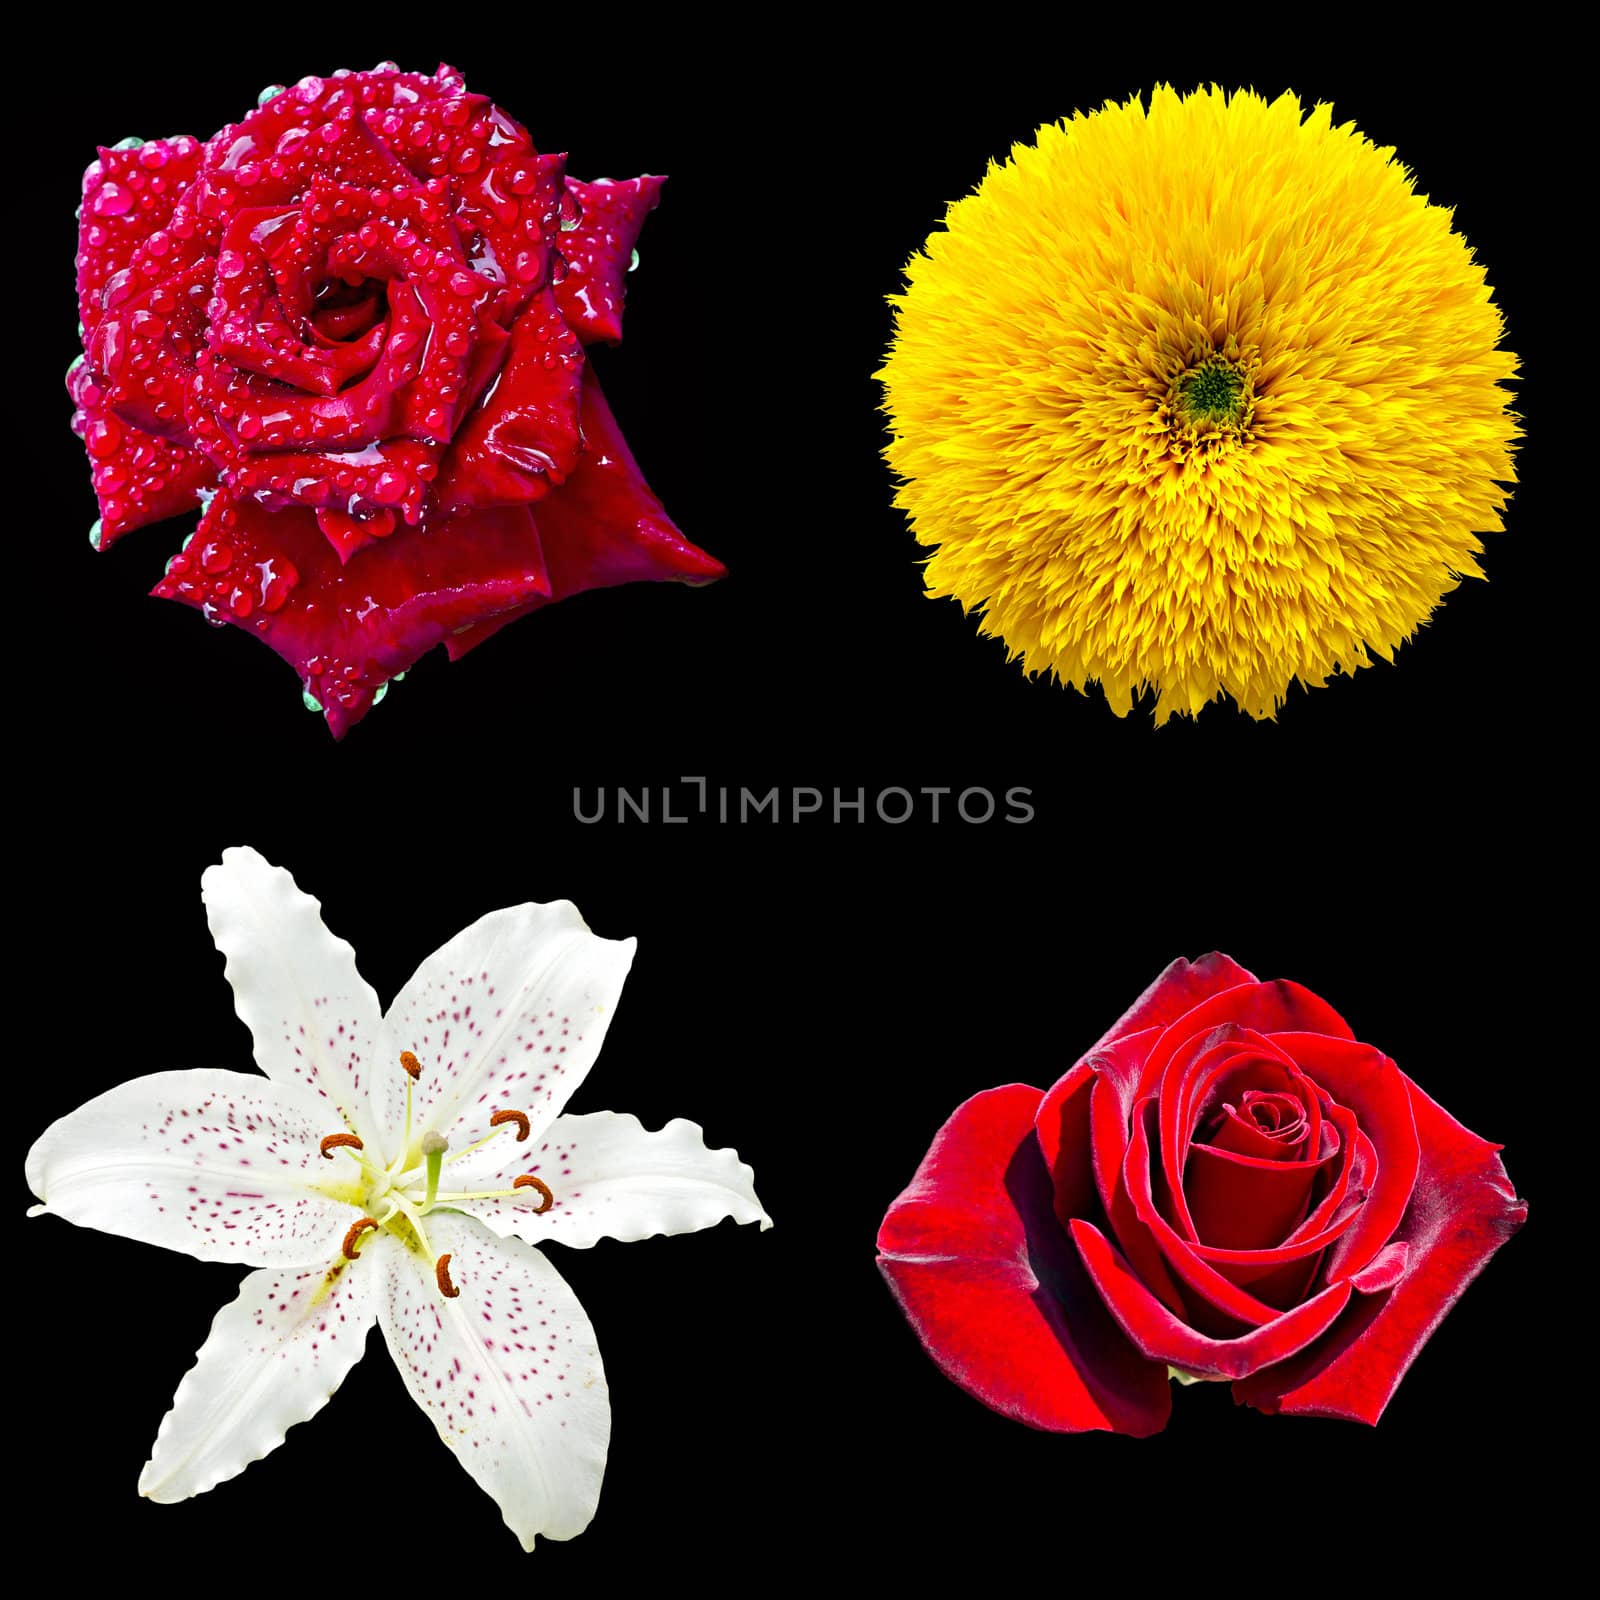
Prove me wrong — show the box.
[376,1216,609,1550]
[450,1111,771,1250]
[140,1254,379,1501]
[201,847,384,1145]
[374,902,635,1153]
[26,1068,354,1267]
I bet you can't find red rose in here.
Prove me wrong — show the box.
[71,62,722,737]
[876,953,1525,1433]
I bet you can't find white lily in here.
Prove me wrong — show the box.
[26,846,770,1551]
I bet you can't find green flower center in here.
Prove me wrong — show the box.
[1175,358,1247,429]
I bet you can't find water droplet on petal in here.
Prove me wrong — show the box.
[88,519,104,550]
[628,247,640,273]
[92,183,133,217]
[111,136,145,151]
[259,84,286,106]
[372,682,389,706]
[302,688,323,712]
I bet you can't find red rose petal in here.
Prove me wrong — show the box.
[435,289,585,515]
[76,135,204,339]
[69,359,213,544]
[153,490,550,738]
[1090,952,1259,1056]
[1266,1033,1423,1282]
[1071,1218,1357,1380]
[1207,1091,1311,1159]
[1185,1131,1342,1258]
[878,1086,1171,1437]
[443,368,725,661]
[1133,978,1356,1103]
[1158,1025,1305,1241]
[1123,1098,1282,1330]
[1233,1076,1524,1423]
[1034,1027,1187,1318]
[554,175,666,345]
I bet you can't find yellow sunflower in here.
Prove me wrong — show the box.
[879,85,1519,722]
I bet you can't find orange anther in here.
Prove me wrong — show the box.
[490,1109,531,1141]
[319,1133,365,1160]
[342,1217,380,1259]
[435,1253,460,1298]
[399,1051,422,1080]
[514,1175,555,1213]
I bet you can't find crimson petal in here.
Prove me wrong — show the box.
[435,290,585,515]
[1267,1033,1422,1281]
[555,175,665,345]
[443,368,724,661]
[1035,1028,1189,1319]
[76,135,205,338]
[1158,1025,1305,1242]
[1123,1098,1282,1330]
[74,136,215,539]
[878,1086,1171,1437]
[70,360,212,546]
[1073,1218,1373,1380]
[1133,978,1357,1102]
[1234,1073,1523,1423]
[153,490,550,737]
[1089,952,1259,1055]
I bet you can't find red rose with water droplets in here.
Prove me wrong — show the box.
[877,954,1526,1433]
[71,62,721,737]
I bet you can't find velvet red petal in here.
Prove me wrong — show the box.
[1234,1078,1524,1423]
[1123,1098,1281,1329]
[878,1086,1171,1437]
[1072,1218,1359,1379]
[1087,953,1258,1055]
[1034,1027,1191,1319]
[555,175,665,345]
[1268,1033,1422,1281]
[1134,979,1356,1102]
[1158,1025,1304,1241]
[442,369,725,661]
[1184,1138,1338,1256]
[153,491,549,738]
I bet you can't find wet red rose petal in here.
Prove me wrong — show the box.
[554,175,666,345]
[442,369,726,662]
[152,489,551,739]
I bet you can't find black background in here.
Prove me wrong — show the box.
[20,18,1568,1580]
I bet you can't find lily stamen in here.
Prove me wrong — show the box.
[446,1107,534,1165]
[387,1050,423,1178]
[320,1133,365,1160]
[435,1253,460,1298]
[342,1217,380,1259]
[514,1175,555,1213]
